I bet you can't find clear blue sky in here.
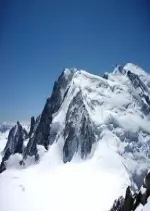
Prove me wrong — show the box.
[0,0,150,122]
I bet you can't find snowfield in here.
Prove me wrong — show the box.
[0,63,150,211]
[0,143,130,211]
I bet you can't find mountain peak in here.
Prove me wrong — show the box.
[124,63,147,76]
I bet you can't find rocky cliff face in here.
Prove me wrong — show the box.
[28,116,35,138]
[0,122,27,173]
[63,90,96,162]
[3,122,27,155]
[23,68,76,160]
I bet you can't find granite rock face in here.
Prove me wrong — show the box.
[28,116,35,138]
[0,122,27,173]
[126,70,150,114]
[127,71,149,93]
[23,69,76,160]
[3,122,27,155]
[63,90,96,162]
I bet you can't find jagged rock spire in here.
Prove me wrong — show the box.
[28,116,35,138]
[23,69,76,160]
[0,121,27,173]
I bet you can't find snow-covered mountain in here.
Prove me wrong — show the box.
[0,63,150,211]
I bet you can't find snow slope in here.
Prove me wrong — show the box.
[0,144,130,211]
[0,63,150,211]
[142,198,150,211]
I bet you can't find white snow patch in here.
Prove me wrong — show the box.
[0,148,130,211]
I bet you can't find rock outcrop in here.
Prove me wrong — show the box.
[127,71,149,93]
[0,122,27,173]
[63,90,96,162]
[109,197,124,211]
[28,116,35,138]
[23,68,76,160]
[109,171,150,211]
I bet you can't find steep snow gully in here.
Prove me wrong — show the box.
[0,63,150,211]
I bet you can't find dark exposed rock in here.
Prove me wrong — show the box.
[117,65,126,75]
[123,187,134,211]
[50,69,76,113]
[109,187,134,211]
[113,65,126,75]
[3,122,27,155]
[28,116,35,138]
[127,71,150,114]
[127,71,148,93]
[49,122,61,145]
[117,65,124,73]
[23,69,76,160]
[63,90,96,162]
[23,97,52,159]
[0,122,27,173]
[109,171,150,211]
[63,125,77,163]
[110,197,124,211]
[145,172,150,190]
[103,73,108,79]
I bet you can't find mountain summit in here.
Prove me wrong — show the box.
[0,63,150,211]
